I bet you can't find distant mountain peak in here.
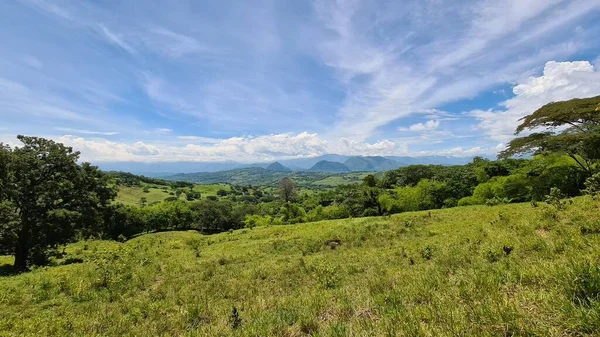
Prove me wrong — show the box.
[308,160,351,173]
[266,161,292,172]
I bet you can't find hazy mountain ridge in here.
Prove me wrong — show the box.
[308,160,351,173]
[97,155,484,175]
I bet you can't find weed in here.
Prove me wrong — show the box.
[420,245,434,260]
[229,306,242,329]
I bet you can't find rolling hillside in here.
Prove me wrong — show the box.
[343,156,401,171]
[1,197,599,336]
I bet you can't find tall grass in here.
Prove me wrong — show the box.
[1,197,599,336]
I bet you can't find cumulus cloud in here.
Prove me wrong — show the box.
[471,60,600,142]
[56,132,329,162]
[399,120,440,132]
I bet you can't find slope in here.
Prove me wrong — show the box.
[1,197,599,336]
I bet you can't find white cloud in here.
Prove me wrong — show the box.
[51,132,475,162]
[152,128,172,135]
[471,60,600,142]
[141,27,208,58]
[57,132,329,162]
[98,24,136,54]
[399,120,440,132]
[335,138,408,156]
[54,127,118,136]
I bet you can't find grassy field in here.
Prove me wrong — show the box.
[1,197,600,336]
[115,184,230,206]
[115,185,172,206]
[192,183,231,196]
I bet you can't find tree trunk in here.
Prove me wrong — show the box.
[13,223,30,272]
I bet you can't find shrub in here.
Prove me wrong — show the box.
[583,172,600,197]
[458,196,481,206]
[545,187,567,210]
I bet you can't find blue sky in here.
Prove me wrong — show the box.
[1,0,600,163]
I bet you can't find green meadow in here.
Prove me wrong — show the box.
[1,197,599,336]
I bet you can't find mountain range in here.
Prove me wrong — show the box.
[97,154,485,176]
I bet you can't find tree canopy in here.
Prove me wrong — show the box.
[500,95,600,173]
[0,136,115,271]
[278,177,298,203]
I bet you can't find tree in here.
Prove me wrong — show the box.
[278,177,298,203]
[0,136,115,271]
[362,174,378,187]
[500,95,600,174]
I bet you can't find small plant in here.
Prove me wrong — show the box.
[545,188,567,210]
[420,246,434,260]
[485,249,502,263]
[404,219,414,228]
[530,200,539,208]
[229,306,242,329]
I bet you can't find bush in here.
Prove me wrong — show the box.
[545,188,568,210]
[583,172,600,197]
[458,196,481,206]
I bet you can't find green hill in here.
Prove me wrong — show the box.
[343,156,400,171]
[266,161,292,172]
[1,197,599,336]
[308,160,351,173]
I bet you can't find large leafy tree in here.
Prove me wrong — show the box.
[500,95,600,174]
[0,136,115,271]
[278,177,298,203]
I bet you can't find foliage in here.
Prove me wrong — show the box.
[501,95,600,174]
[278,177,298,203]
[583,172,600,197]
[0,136,115,271]
[545,188,568,210]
